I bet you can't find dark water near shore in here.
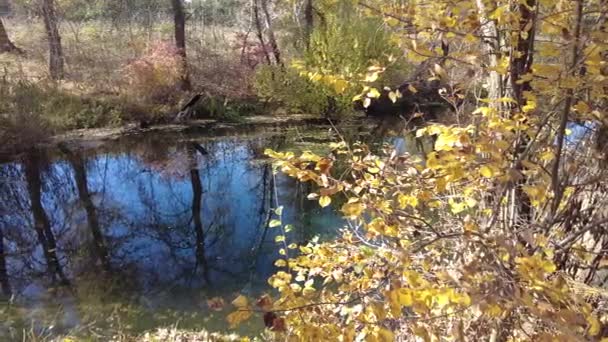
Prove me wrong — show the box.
[0,125,352,339]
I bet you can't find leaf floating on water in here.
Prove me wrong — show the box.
[206,297,225,311]
[307,193,319,200]
[274,206,283,216]
[231,295,248,308]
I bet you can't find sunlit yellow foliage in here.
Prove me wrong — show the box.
[230,0,608,340]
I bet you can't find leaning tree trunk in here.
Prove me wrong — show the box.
[0,18,21,53]
[252,0,272,65]
[171,0,192,91]
[40,0,64,80]
[259,0,282,65]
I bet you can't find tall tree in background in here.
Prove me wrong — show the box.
[171,0,191,91]
[40,0,64,79]
[303,0,313,50]
[252,0,271,65]
[259,0,281,65]
[0,18,21,53]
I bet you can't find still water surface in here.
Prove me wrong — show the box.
[0,127,345,338]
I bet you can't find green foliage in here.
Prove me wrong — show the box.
[253,65,348,117]
[302,7,406,85]
[256,0,410,118]
[0,81,122,131]
[191,95,261,123]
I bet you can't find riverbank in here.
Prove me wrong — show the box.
[2,113,370,160]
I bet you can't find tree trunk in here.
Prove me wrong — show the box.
[41,0,64,80]
[0,227,11,298]
[259,0,282,65]
[171,0,192,91]
[303,0,313,50]
[475,0,502,101]
[252,0,272,65]
[63,148,111,273]
[23,150,69,285]
[0,18,21,54]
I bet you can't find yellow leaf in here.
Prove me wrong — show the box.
[398,194,418,208]
[365,72,379,82]
[341,201,364,218]
[408,84,418,93]
[522,100,536,113]
[588,315,601,336]
[485,303,503,317]
[398,288,413,306]
[333,79,349,93]
[489,5,506,20]
[269,219,281,228]
[367,88,381,98]
[473,106,493,117]
[378,328,394,341]
[319,195,331,207]
[367,166,380,174]
[540,150,555,161]
[436,292,450,308]
[388,90,402,103]
[573,101,590,113]
[532,64,561,77]
[274,259,287,267]
[480,165,493,178]
[449,199,467,214]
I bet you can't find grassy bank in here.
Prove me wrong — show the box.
[0,17,262,150]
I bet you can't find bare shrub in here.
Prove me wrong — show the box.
[122,40,182,105]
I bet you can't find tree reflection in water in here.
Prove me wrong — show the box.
[0,132,342,338]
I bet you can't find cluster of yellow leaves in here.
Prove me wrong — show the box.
[228,0,608,340]
[228,137,602,340]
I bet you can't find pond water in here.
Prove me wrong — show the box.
[0,125,355,339]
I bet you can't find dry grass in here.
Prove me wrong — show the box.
[0,17,260,152]
[1,17,255,97]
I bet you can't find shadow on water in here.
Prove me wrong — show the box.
[0,120,425,339]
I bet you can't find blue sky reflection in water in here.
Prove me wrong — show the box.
[0,134,342,337]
